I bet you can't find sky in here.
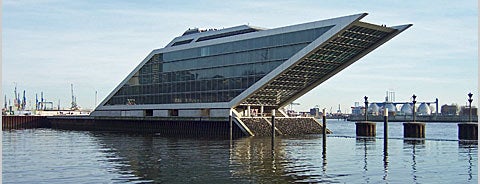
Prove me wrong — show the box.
[2,0,478,112]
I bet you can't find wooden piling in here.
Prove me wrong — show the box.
[229,111,233,147]
[384,108,388,155]
[322,108,327,154]
[271,109,276,150]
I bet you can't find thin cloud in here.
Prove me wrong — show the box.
[3,0,478,110]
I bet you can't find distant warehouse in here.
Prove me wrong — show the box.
[91,13,411,119]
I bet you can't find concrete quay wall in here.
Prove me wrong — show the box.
[2,116,51,130]
[3,116,247,138]
[3,116,331,138]
[49,116,247,138]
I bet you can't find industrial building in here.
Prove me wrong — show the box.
[348,99,478,122]
[441,104,459,115]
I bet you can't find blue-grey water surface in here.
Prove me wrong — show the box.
[3,120,477,183]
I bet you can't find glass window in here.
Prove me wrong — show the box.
[200,47,210,56]
[169,109,178,116]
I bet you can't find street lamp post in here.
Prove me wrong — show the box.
[458,93,477,140]
[412,94,417,122]
[468,93,473,122]
[364,96,368,121]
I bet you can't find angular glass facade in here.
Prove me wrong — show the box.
[105,26,334,105]
[242,24,395,106]
[94,13,411,119]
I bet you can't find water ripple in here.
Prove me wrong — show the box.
[3,126,478,183]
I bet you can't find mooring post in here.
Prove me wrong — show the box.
[384,108,388,155]
[229,110,233,142]
[364,96,369,121]
[322,108,327,154]
[356,96,376,137]
[468,92,473,122]
[322,114,327,173]
[383,108,389,179]
[412,94,417,122]
[404,94,425,138]
[271,109,276,150]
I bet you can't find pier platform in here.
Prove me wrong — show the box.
[348,115,478,122]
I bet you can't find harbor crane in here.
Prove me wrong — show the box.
[71,84,79,110]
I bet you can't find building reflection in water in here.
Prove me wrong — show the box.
[228,136,292,183]
[229,136,322,183]
[90,132,320,183]
[90,132,237,183]
[86,132,476,183]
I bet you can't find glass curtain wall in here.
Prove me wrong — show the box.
[106,26,333,105]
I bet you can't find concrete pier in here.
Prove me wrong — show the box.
[458,122,478,140]
[403,122,425,138]
[355,121,376,137]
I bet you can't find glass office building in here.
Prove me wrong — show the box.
[92,13,411,118]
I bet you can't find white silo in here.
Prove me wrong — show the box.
[417,102,431,115]
[384,103,397,112]
[400,103,413,115]
[368,103,380,115]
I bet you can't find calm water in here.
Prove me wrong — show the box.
[3,120,478,183]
